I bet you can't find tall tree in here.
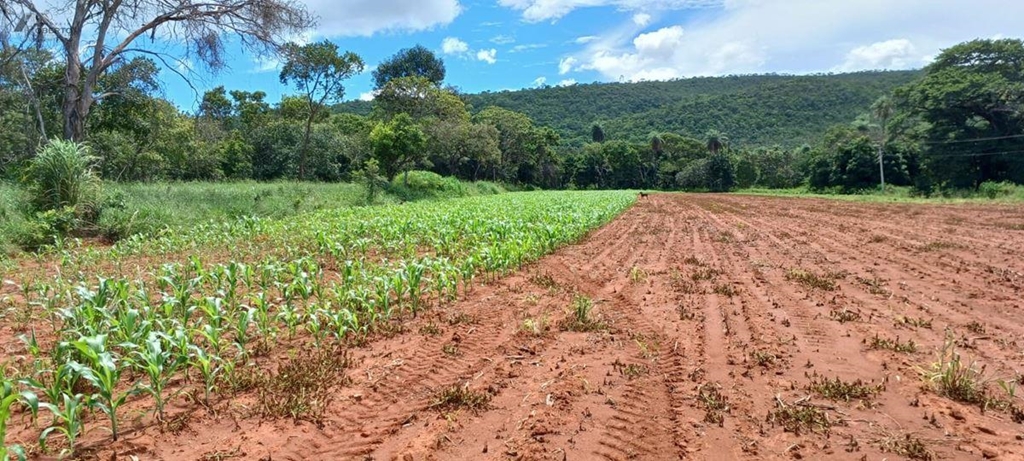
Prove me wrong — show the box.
[591,122,605,143]
[280,40,363,180]
[895,38,1024,188]
[370,113,426,183]
[706,130,727,155]
[0,0,312,141]
[372,45,445,91]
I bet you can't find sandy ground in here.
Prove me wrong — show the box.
[7,193,1024,460]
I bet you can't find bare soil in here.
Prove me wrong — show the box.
[9,193,1024,460]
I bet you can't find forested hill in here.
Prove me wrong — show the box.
[337,71,920,147]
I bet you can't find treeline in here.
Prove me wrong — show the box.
[2,37,1022,197]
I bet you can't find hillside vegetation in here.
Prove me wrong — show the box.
[338,71,919,146]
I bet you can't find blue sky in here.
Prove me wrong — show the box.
[161,0,1024,112]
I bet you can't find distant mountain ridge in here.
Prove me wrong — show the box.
[335,70,920,147]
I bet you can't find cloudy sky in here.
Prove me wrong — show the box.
[162,0,1024,110]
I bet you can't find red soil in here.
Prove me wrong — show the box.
[8,193,1024,460]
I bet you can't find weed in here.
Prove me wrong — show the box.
[807,375,883,402]
[678,304,697,321]
[965,321,986,334]
[879,434,934,461]
[442,343,461,357]
[829,308,861,324]
[521,316,550,336]
[712,283,737,297]
[697,382,730,426]
[560,294,603,332]
[868,235,888,243]
[429,384,491,413]
[691,267,720,282]
[918,241,964,252]
[419,322,441,336]
[918,335,988,407]
[785,269,838,291]
[446,312,474,326]
[613,359,648,380]
[628,266,648,284]
[750,349,779,369]
[766,398,838,436]
[256,347,350,427]
[855,276,889,296]
[868,334,917,353]
[529,272,558,289]
[898,316,933,329]
[683,256,706,266]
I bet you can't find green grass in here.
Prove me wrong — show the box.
[733,184,1024,204]
[2,173,508,255]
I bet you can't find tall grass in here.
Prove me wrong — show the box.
[734,183,1024,204]
[24,140,100,213]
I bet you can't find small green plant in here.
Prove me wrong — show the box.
[628,266,647,284]
[560,293,603,332]
[691,267,719,282]
[829,308,861,324]
[1,377,38,461]
[879,434,934,461]
[807,375,883,402]
[750,349,779,368]
[419,322,441,336]
[898,316,933,329]
[429,384,491,413]
[767,398,838,436]
[868,334,917,353]
[965,321,986,334]
[785,268,838,291]
[68,334,131,441]
[918,335,988,406]
[189,345,223,408]
[132,332,178,421]
[38,392,86,458]
[257,347,350,428]
[521,316,549,336]
[712,283,737,297]
[697,382,730,426]
[612,360,648,380]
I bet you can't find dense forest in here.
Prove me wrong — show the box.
[1,0,1023,250]
[339,71,919,147]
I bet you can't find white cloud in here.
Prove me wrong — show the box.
[477,49,498,64]
[359,91,376,101]
[575,35,599,44]
[532,76,548,87]
[558,79,578,86]
[632,13,652,26]
[558,56,577,74]
[303,0,462,36]
[491,34,516,44]
[835,39,917,72]
[497,0,718,22]
[441,37,470,55]
[562,0,1024,82]
[251,56,282,73]
[511,43,547,53]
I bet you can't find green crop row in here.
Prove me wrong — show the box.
[0,190,634,457]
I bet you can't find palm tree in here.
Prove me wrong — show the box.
[706,130,728,155]
[870,95,895,191]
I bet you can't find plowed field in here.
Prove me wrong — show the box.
[11,193,1024,460]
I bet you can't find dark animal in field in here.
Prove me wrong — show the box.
[639,192,649,198]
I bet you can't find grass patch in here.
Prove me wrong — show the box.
[767,398,839,436]
[868,334,918,353]
[880,434,934,461]
[829,308,862,324]
[697,382,730,426]
[429,384,491,413]
[559,293,604,332]
[898,316,933,329]
[807,375,884,402]
[785,268,840,291]
[256,347,350,427]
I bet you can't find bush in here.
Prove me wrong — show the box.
[978,181,1023,199]
[23,140,101,216]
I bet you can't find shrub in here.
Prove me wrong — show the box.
[23,140,101,217]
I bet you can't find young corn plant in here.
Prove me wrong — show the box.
[68,335,132,441]
[131,332,178,421]
[38,392,86,458]
[1,378,38,461]
[189,345,223,408]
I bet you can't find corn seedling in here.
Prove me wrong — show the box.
[807,375,883,402]
[38,392,86,458]
[131,332,178,421]
[868,334,917,353]
[1,377,38,461]
[67,335,131,441]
